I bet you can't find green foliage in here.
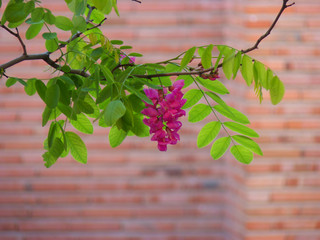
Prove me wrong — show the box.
[0,0,287,167]
[109,125,127,148]
[55,16,73,31]
[223,122,259,138]
[196,77,229,95]
[188,104,211,123]
[104,100,126,126]
[214,105,250,124]
[230,145,253,164]
[201,44,213,69]
[197,121,221,148]
[180,46,196,70]
[66,131,87,164]
[182,89,202,109]
[25,22,43,40]
[210,137,231,160]
[270,76,285,105]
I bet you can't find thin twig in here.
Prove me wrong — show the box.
[241,0,295,53]
[15,28,27,55]
[0,25,27,55]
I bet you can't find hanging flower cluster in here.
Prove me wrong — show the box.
[141,80,186,151]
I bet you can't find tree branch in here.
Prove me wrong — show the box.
[241,0,295,53]
[0,25,27,55]
[0,53,89,77]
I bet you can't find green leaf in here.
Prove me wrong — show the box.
[110,39,123,45]
[128,52,143,57]
[222,49,235,80]
[254,61,267,87]
[44,10,56,25]
[270,76,285,105]
[197,121,221,148]
[125,84,153,105]
[55,16,73,31]
[210,136,231,160]
[58,102,76,120]
[35,80,47,102]
[180,46,196,70]
[48,122,57,148]
[43,152,57,168]
[59,75,75,86]
[201,44,214,69]
[182,89,203,109]
[24,78,37,96]
[205,91,230,111]
[265,68,273,90]
[188,103,212,123]
[214,104,250,125]
[96,85,112,104]
[232,135,263,156]
[117,67,135,83]
[241,55,254,86]
[42,107,52,127]
[77,99,94,114]
[42,32,57,40]
[233,51,242,79]
[109,125,127,148]
[4,2,28,23]
[100,66,114,84]
[25,22,43,40]
[92,0,112,14]
[131,114,150,137]
[224,122,259,138]
[197,77,229,95]
[16,78,27,86]
[5,77,17,87]
[45,84,60,109]
[45,38,59,52]
[112,0,120,16]
[31,7,45,22]
[72,15,87,32]
[66,131,87,164]
[120,45,133,50]
[70,113,93,134]
[230,145,253,164]
[104,100,126,126]
[49,137,65,159]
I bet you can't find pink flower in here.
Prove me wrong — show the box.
[141,80,186,151]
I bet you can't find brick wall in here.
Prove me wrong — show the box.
[0,0,319,240]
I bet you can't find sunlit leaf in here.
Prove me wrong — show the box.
[109,125,127,147]
[197,121,221,148]
[270,76,285,105]
[188,103,211,123]
[210,137,231,160]
[66,131,87,164]
[104,100,126,126]
[223,122,259,138]
[182,89,203,109]
[232,135,263,156]
[214,104,250,124]
[230,145,253,164]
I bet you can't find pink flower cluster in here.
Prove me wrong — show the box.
[141,80,186,151]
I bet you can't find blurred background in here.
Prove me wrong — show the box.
[1,0,320,239]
